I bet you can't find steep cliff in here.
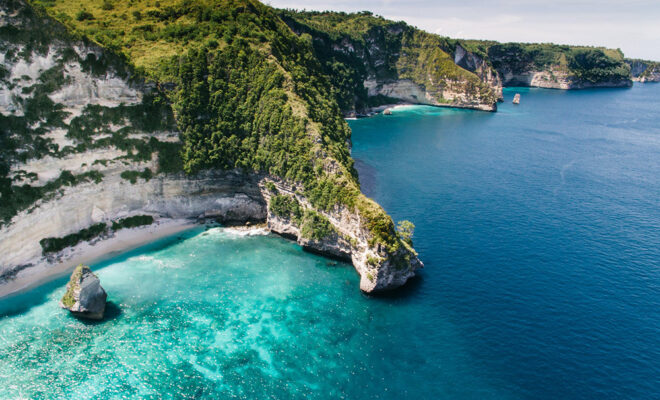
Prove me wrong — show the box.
[457,41,633,89]
[279,11,499,114]
[1,0,421,294]
[452,43,503,100]
[626,59,660,82]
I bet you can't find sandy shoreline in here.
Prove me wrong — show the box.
[0,218,200,299]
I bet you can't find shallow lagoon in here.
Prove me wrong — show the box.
[1,85,659,399]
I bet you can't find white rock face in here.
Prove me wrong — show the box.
[364,78,496,112]
[49,62,142,108]
[262,180,422,293]
[499,67,633,89]
[454,44,503,100]
[0,47,60,115]
[0,170,266,272]
[365,78,427,103]
[10,147,136,185]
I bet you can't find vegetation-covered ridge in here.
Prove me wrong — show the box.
[279,10,499,113]
[460,40,632,86]
[23,0,416,267]
[281,10,633,100]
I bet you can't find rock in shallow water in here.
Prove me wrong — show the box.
[60,264,107,320]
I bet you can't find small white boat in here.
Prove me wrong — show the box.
[513,93,521,104]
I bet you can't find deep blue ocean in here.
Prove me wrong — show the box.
[1,85,659,399]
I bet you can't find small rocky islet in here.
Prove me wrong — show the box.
[60,264,107,320]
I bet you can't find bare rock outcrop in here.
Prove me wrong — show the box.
[261,179,422,293]
[454,44,504,100]
[60,264,107,320]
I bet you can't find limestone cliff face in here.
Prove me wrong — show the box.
[363,78,495,111]
[454,44,503,100]
[0,170,266,278]
[496,66,632,89]
[626,59,660,82]
[261,179,421,292]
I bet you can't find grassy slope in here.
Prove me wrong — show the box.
[28,0,407,252]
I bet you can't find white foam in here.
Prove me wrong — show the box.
[203,227,270,239]
[222,227,269,237]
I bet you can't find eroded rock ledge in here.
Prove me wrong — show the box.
[0,170,421,295]
[261,179,422,292]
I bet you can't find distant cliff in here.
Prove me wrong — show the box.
[625,59,660,82]
[456,41,633,90]
[279,11,500,114]
[279,11,636,116]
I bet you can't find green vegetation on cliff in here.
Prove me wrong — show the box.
[29,0,407,255]
[40,215,155,255]
[0,0,179,225]
[111,215,154,230]
[40,222,107,255]
[270,194,303,223]
[300,210,334,240]
[279,10,498,112]
[461,40,631,84]
[60,264,85,308]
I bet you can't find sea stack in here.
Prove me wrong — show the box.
[513,93,521,104]
[60,265,107,320]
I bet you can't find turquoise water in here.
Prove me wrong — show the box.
[1,85,659,399]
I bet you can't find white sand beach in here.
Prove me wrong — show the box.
[0,218,199,299]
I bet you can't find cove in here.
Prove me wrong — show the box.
[1,85,659,399]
